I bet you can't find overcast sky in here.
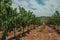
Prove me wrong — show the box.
[12,0,60,17]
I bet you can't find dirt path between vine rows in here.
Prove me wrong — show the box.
[22,25,60,40]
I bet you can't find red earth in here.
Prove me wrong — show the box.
[22,25,60,40]
[0,25,60,40]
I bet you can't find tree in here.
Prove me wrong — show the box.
[0,0,41,39]
[19,7,41,36]
[0,0,12,40]
[0,0,21,40]
[46,11,60,30]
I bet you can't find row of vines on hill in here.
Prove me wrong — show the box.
[0,0,41,40]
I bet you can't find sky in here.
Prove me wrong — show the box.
[12,0,60,17]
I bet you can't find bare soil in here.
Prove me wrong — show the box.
[22,25,60,40]
[0,25,60,40]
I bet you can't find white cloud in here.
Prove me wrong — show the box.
[12,0,60,17]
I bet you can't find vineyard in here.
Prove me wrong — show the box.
[0,0,60,40]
